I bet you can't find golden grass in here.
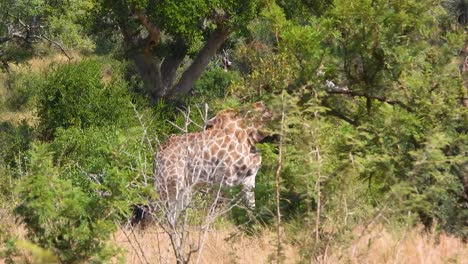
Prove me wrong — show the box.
[0,110,37,125]
[115,224,467,264]
[1,212,467,264]
[11,53,80,73]
[113,225,299,264]
[114,223,468,264]
[324,225,468,264]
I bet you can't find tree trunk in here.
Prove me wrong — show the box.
[166,28,230,97]
[132,50,165,101]
[129,27,229,101]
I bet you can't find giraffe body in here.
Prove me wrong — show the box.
[153,103,270,219]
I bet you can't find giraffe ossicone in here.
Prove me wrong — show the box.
[153,102,271,218]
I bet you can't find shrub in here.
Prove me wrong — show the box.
[50,125,154,200]
[0,120,33,174]
[5,72,43,111]
[37,59,134,139]
[193,65,242,98]
[14,145,122,263]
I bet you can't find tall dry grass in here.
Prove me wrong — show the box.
[1,208,467,264]
[115,224,467,264]
[323,225,468,264]
[113,225,299,264]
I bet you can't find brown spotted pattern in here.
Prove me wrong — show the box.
[153,103,271,215]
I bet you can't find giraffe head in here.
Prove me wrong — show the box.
[249,101,273,123]
[245,101,272,145]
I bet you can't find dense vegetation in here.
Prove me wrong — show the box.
[1,0,467,262]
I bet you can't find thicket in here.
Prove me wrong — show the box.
[0,0,467,262]
[36,60,136,139]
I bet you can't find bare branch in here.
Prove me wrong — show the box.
[274,91,285,263]
[325,86,413,112]
[4,13,73,61]
[41,35,73,61]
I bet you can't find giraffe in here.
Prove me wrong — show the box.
[153,102,271,222]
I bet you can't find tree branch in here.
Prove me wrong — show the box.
[41,35,73,60]
[167,27,230,97]
[325,106,360,126]
[318,96,360,126]
[161,39,188,88]
[4,13,73,60]
[132,9,161,50]
[326,86,413,112]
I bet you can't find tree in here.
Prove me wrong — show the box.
[0,0,43,73]
[230,0,467,243]
[0,0,94,73]
[96,0,261,101]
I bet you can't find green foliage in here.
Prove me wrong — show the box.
[227,0,467,251]
[100,0,262,45]
[0,121,33,174]
[50,125,155,200]
[0,0,96,70]
[1,0,467,261]
[319,0,467,237]
[14,145,121,263]
[0,1,41,66]
[149,0,261,43]
[276,0,333,20]
[194,64,242,97]
[37,59,135,139]
[2,239,59,264]
[395,130,467,236]
[45,0,96,51]
[4,72,44,111]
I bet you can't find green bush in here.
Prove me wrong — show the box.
[0,121,33,173]
[14,145,121,263]
[37,59,134,139]
[5,72,43,111]
[193,65,242,98]
[50,125,155,200]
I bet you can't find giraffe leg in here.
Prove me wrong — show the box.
[242,163,260,210]
[241,155,261,210]
[242,179,256,209]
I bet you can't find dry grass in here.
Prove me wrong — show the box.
[113,225,299,264]
[0,110,37,125]
[114,224,467,264]
[1,212,467,264]
[12,53,79,73]
[323,225,468,264]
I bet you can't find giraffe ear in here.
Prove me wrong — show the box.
[205,116,220,129]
